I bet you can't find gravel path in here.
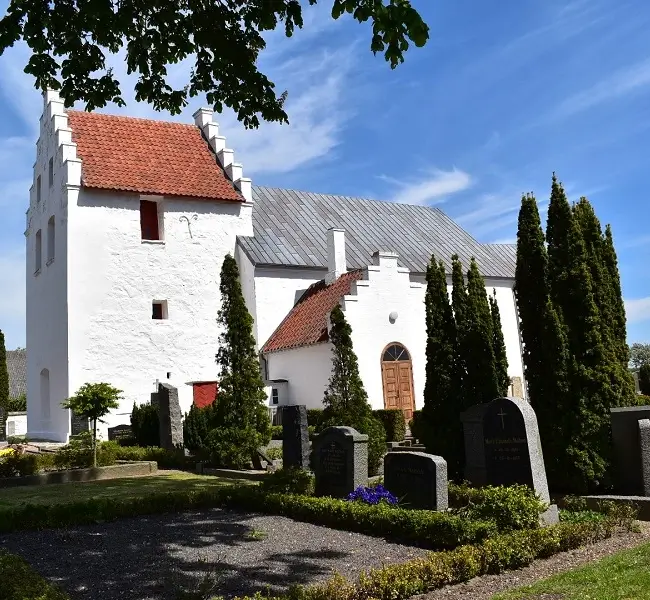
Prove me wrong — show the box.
[414,522,650,600]
[0,508,427,600]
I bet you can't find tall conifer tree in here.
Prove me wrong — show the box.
[451,254,469,406]
[603,224,630,368]
[488,291,509,397]
[0,330,8,411]
[422,257,462,477]
[464,258,499,404]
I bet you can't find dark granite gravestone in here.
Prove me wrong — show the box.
[157,383,183,450]
[70,411,90,436]
[312,426,368,498]
[461,397,558,525]
[281,405,310,470]
[108,424,133,442]
[0,407,6,442]
[384,451,448,510]
[639,419,650,497]
[610,406,650,495]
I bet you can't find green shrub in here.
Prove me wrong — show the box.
[270,425,283,440]
[265,446,282,461]
[52,432,118,470]
[111,445,190,469]
[183,403,210,455]
[639,363,650,396]
[449,482,547,531]
[260,468,315,495]
[0,449,38,478]
[204,426,267,469]
[373,409,406,442]
[559,509,604,524]
[359,416,387,476]
[0,550,69,600]
[6,393,27,412]
[307,409,323,429]
[409,410,424,442]
[131,402,160,447]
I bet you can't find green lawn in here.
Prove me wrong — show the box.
[495,540,650,600]
[0,471,252,508]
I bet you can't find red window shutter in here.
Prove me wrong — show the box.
[193,382,218,408]
[140,200,159,240]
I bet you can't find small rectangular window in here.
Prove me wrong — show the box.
[152,300,168,320]
[48,157,54,187]
[47,215,55,263]
[35,229,42,273]
[36,175,42,203]
[271,388,279,405]
[140,200,161,241]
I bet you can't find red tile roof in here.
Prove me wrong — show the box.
[261,270,363,353]
[66,111,242,202]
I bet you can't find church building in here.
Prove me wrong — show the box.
[25,91,524,442]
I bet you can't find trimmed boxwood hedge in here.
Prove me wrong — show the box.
[0,551,69,600]
[373,409,406,442]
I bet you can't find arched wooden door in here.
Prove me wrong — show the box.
[380,343,415,421]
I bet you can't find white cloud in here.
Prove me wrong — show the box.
[455,192,521,238]
[553,58,650,118]
[625,297,650,324]
[381,168,472,206]
[490,237,516,245]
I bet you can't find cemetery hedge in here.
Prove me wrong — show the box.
[0,550,68,600]
[373,409,406,442]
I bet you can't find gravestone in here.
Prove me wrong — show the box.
[384,451,448,510]
[0,407,6,442]
[639,419,650,497]
[461,396,558,525]
[157,383,183,450]
[312,426,367,498]
[610,406,650,495]
[70,411,90,436]
[281,405,310,470]
[108,424,133,442]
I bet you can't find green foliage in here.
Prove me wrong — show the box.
[270,425,283,439]
[259,467,315,495]
[307,409,324,429]
[630,343,650,370]
[421,257,463,479]
[639,363,650,395]
[183,404,210,455]
[0,1,428,125]
[53,432,118,470]
[130,402,160,447]
[449,483,547,532]
[0,448,39,478]
[373,409,406,442]
[321,305,386,475]
[211,255,271,463]
[464,257,500,404]
[451,254,469,405]
[489,290,510,396]
[244,520,616,600]
[110,444,190,469]
[559,509,604,525]
[0,550,69,600]
[61,382,122,467]
[0,330,8,411]
[6,393,26,412]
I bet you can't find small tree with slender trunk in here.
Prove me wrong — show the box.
[61,382,122,467]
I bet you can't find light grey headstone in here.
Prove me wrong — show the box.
[610,406,650,494]
[639,419,650,497]
[157,383,183,450]
[384,451,448,510]
[461,396,558,525]
[312,426,368,498]
[282,405,310,470]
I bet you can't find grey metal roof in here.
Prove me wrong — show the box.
[7,349,26,399]
[237,186,517,278]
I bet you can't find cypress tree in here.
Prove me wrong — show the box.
[451,254,469,406]
[639,363,650,396]
[0,330,8,411]
[514,192,570,490]
[322,305,386,475]
[489,290,509,397]
[464,258,499,404]
[208,254,271,468]
[422,257,462,478]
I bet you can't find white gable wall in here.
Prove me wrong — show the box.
[66,191,253,440]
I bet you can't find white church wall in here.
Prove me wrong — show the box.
[253,267,324,348]
[26,93,75,442]
[265,343,333,408]
[65,190,254,440]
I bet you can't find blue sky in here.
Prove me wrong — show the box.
[0,0,649,350]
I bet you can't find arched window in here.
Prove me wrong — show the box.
[382,343,411,362]
[47,216,55,263]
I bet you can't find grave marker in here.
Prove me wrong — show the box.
[384,451,448,510]
[108,424,133,442]
[610,406,650,495]
[0,407,6,442]
[312,426,367,498]
[461,396,558,525]
[281,405,310,470]
[639,419,650,497]
[157,383,183,450]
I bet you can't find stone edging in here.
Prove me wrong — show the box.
[0,461,158,489]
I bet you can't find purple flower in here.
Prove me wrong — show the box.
[346,485,398,506]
